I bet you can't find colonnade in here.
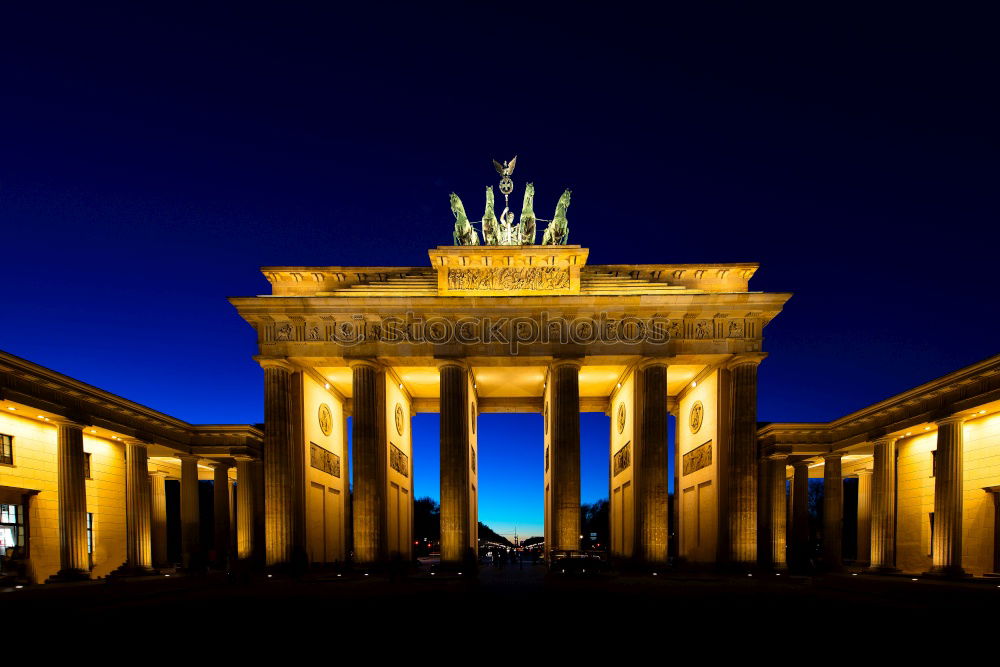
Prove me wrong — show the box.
[765,412,971,574]
[49,417,259,580]
[259,356,764,569]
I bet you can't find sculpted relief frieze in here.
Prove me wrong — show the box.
[263,316,757,352]
[446,266,570,291]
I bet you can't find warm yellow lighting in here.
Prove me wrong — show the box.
[980,409,987,414]
[692,381,697,388]
[90,429,96,434]
[616,382,621,388]
[324,383,330,390]
[36,415,44,419]
[6,407,14,411]
[924,426,931,431]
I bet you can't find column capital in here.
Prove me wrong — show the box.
[435,358,469,371]
[725,353,766,370]
[872,435,899,447]
[766,453,789,462]
[256,356,296,373]
[346,357,382,371]
[177,453,201,462]
[49,415,88,428]
[549,357,583,371]
[149,469,169,478]
[636,357,669,370]
[208,460,231,470]
[122,439,150,448]
[936,413,968,426]
[232,454,258,463]
[855,467,873,477]
[790,459,811,470]
[822,452,844,462]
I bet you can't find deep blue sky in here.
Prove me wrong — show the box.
[2,4,996,537]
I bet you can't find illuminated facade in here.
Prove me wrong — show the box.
[229,245,792,568]
[759,355,1000,576]
[0,351,262,583]
[4,243,997,583]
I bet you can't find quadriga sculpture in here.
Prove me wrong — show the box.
[541,189,571,245]
[481,186,501,246]
[518,182,536,245]
[450,193,480,245]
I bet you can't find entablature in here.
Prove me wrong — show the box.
[758,354,1000,454]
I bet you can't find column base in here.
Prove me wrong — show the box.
[866,565,900,574]
[46,568,91,583]
[108,565,159,578]
[923,567,969,579]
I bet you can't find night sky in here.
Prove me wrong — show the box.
[2,4,996,538]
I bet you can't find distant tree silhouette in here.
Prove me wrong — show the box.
[414,496,440,541]
[580,499,609,550]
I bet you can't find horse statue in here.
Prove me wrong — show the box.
[481,186,501,245]
[541,189,571,245]
[518,182,536,245]
[450,193,480,245]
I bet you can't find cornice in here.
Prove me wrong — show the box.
[757,354,1000,449]
[0,349,262,452]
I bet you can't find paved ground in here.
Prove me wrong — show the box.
[6,561,998,653]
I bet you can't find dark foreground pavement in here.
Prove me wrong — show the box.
[5,563,998,653]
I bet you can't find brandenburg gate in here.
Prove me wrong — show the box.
[229,166,790,570]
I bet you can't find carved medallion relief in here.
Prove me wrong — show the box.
[689,400,704,434]
[318,403,332,436]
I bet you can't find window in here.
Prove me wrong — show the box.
[0,434,12,465]
[86,513,94,568]
[0,504,25,565]
[83,452,92,479]
[0,505,27,573]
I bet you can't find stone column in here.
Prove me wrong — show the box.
[726,356,762,566]
[252,459,266,565]
[212,462,232,567]
[351,359,387,564]
[550,359,581,552]
[439,360,471,566]
[989,489,1000,576]
[767,454,788,569]
[124,441,153,572]
[150,471,168,567]
[790,460,811,571]
[235,456,257,561]
[179,454,202,570]
[636,360,669,564]
[53,419,90,580]
[855,469,872,565]
[931,415,966,576]
[822,454,843,571]
[262,359,297,568]
[869,437,898,572]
